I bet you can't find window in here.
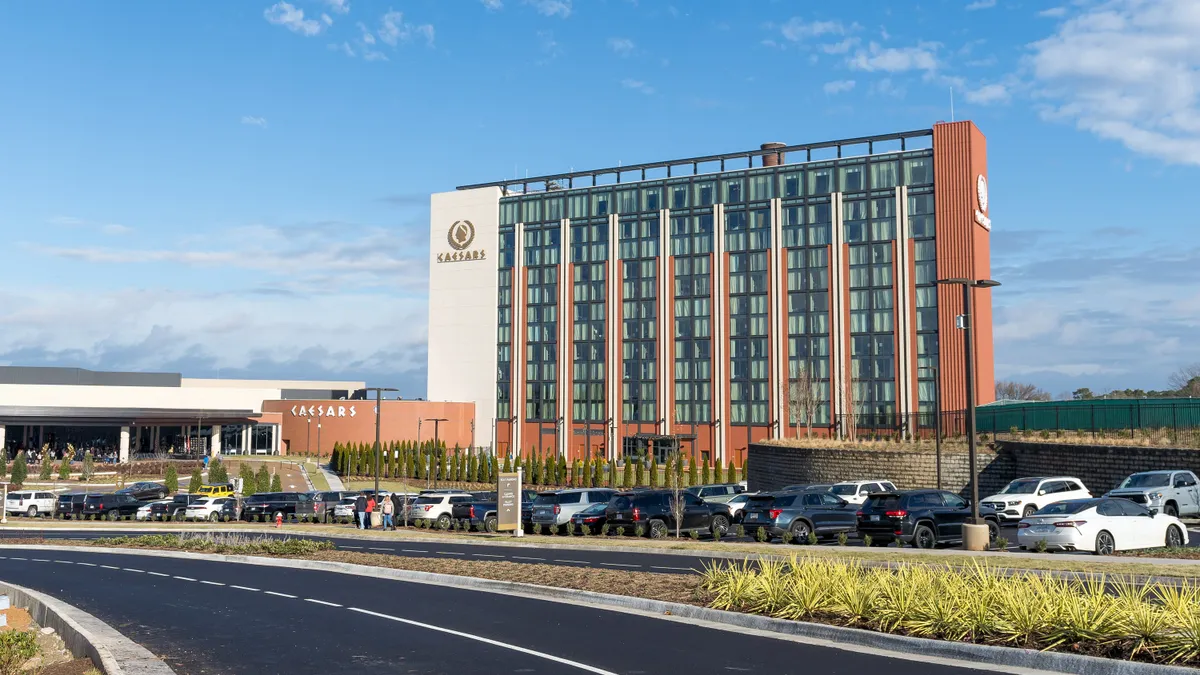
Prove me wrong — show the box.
[1097,501,1122,517]
[820,494,844,507]
[558,492,583,504]
[942,493,967,509]
[803,494,822,507]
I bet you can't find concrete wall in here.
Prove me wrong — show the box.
[748,439,1200,497]
[0,383,282,414]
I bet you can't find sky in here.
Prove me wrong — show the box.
[0,0,1197,400]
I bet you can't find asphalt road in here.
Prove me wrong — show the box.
[0,547,999,674]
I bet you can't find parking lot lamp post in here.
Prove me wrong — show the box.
[306,419,311,458]
[316,422,322,459]
[364,387,399,500]
[937,278,1000,524]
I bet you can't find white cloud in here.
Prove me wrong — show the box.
[608,37,635,56]
[523,0,571,18]
[965,83,1010,104]
[823,79,856,94]
[240,116,268,128]
[1028,0,1200,165]
[263,2,323,37]
[780,17,844,42]
[321,13,333,26]
[821,37,859,54]
[323,0,350,14]
[1038,7,1067,18]
[357,21,376,44]
[329,42,355,57]
[378,10,435,47]
[849,42,939,73]
[966,0,997,10]
[620,78,655,95]
[481,0,503,9]
[49,216,132,236]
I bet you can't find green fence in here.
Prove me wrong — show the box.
[977,398,1200,435]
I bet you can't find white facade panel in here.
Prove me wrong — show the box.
[427,187,502,449]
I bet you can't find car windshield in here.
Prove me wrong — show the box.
[533,494,558,506]
[863,495,902,510]
[577,502,607,516]
[729,494,750,504]
[1001,479,1041,495]
[1034,501,1095,516]
[412,496,440,505]
[831,485,858,496]
[1119,473,1171,488]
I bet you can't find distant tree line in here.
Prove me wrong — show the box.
[997,363,1200,402]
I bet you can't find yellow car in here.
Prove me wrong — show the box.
[194,484,234,498]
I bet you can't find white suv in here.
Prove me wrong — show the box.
[982,476,1091,521]
[185,497,229,522]
[408,492,472,529]
[830,480,898,505]
[6,491,56,517]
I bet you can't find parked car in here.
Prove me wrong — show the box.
[1105,470,1200,518]
[148,494,206,521]
[725,492,756,523]
[604,489,732,539]
[531,489,615,528]
[241,492,317,520]
[82,493,144,520]
[781,484,833,493]
[856,490,1000,548]
[185,497,236,522]
[460,490,539,532]
[137,499,172,521]
[56,493,88,520]
[1017,498,1189,554]
[830,480,898,505]
[195,484,235,499]
[117,481,168,501]
[5,491,56,518]
[686,483,746,503]
[332,496,358,521]
[407,492,474,529]
[312,490,361,523]
[217,497,241,522]
[741,491,857,541]
[569,502,609,532]
[980,476,1092,521]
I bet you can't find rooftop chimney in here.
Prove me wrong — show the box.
[760,142,786,167]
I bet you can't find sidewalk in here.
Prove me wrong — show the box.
[319,462,345,491]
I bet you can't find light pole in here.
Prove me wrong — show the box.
[424,418,448,489]
[937,277,1000,527]
[363,387,399,500]
[306,418,311,458]
[316,422,322,459]
[919,365,942,490]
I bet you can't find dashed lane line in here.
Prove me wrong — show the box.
[554,560,589,565]
[438,551,465,556]
[53,560,73,565]
[123,568,146,573]
[173,576,197,582]
[200,580,225,586]
[230,585,260,592]
[148,571,170,577]
[341,546,364,549]
[401,549,428,553]
[348,606,618,675]
[264,591,297,599]
[600,562,640,568]
[32,559,51,563]
[100,565,119,570]
[651,566,697,572]
[75,562,95,567]
[305,598,342,607]
[368,547,395,552]
[472,553,504,558]
[512,556,544,561]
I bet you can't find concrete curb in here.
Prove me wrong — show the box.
[3,543,1193,675]
[0,579,175,675]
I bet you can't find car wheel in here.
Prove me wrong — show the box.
[107,510,119,521]
[986,519,1000,543]
[209,513,220,522]
[25,506,36,518]
[711,515,730,538]
[436,513,451,529]
[158,491,166,500]
[1022,505,1037,518]
[648,519,668,539]
[789,520,811,544]
[911,524,936,549]
[1164,503,1179,518]
[1166,524,1184,548]
[484,516,498,533]
[1094,530,1115,556]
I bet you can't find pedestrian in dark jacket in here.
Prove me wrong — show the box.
[391,493,404,526]
[354,494,367,530]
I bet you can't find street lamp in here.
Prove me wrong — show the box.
[918,365,942,490]
[424,418,448,489]
[363,387,399,500]
[306,418,311,459]
[937,277,1000,528]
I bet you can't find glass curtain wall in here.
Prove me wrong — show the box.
[727,184,771,431]
[571,219,607,424]
[523,207,561,444]
[671,212,714,430]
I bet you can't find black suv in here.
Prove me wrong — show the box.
[741,491,857,541]
[856,490,1000,548]
[605,490,732,538]
[241,492,317,521]
[82,493,144,520]
[117,481,168,501]
[311,490,360,523]
[56,493,88,520]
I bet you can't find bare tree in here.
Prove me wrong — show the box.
[789,362,821,438]
[1169,364,1200,397]
[840,370,860,442]
[666,450,686,538]
[995,381,1052,401]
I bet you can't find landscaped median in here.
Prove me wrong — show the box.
[7,533,1200,669]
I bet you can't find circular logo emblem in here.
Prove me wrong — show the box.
[447,220,476,250]
[976,174,989,213]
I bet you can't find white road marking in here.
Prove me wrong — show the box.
[231,585,260,592]
[512,556,544,561]
[123,568,145,573]
[54,560,73,565]
[148,572,169,577]
[368,547,394,552]
[554,560,589,564]
[305,598,342,607]
[10,557,27,561]
[401,549,428,553]
[100,564,120,569]
[437,551,465,555]
[342,546,364,549]
[264,591,297,599]
[348,607,618,674]
[200,580,225,586]
[472,553,504,558]
[651,566,696,572]
[173,576,197,582]
[32,559,51,563]
[75,562,95,567]
[600,562,639,568]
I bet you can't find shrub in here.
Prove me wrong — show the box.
[995,537,1009,550]
[755,527,768,543]
[712,528,721,542]
[581,525,591,536]
[0,630,40,675]
[837,532,848,546]
[0,453,6,478]
[600,524,610,536]
[634,525,646,537]
[862,534,873,547]
[623,461,633,488]
[781,531,794,545]
[39,453,52,480]
[807,532,818,546]
[565,522,575,535]
[10,452,27,486]
[549,524,559,535]
[57,462,70,480]
[238,464,255,496]
[1039,430,1051,440]
[533,524,543,536]
[690,529,700,540]
[615,526,625,537]
[270,473,282,492]
[209,457,228,484]
[255,465,270,493]
[189,466,204,493]
[735,524,745,538]
[165,465,179,494]
[1035,538,1048,553]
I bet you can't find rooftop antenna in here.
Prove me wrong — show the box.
[950,86,956,122]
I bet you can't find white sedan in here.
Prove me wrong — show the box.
[184,498,225,522]
[1017,498,1188,555]
[136,499,171,521]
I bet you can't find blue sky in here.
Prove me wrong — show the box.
[0,0,1197,399]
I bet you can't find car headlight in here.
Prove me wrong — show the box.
[1008,500,1022,506]
[1149,492,1164,501]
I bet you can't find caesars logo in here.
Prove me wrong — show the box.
[437,219,487,263]
[974,174,992,231]
[291,404,358,418]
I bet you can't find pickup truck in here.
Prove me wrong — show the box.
[454,490,538,532]
[1105,470,1200,518]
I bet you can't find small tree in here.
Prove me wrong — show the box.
[255,465,270,493]
[11,451,28,486]
[0,452,7,479]
[502,455,512,473]
[687,454,698,487]
[189,466,203,493]
[39,451,52,480]
[789,362,821,438]
[270,472,282,492]
[648,459,658,488]
[634,459,644,486]
[468,451,479,484]
[714,458,724,484]
[666,451,686,538]
[572,459,583,488]
[57,461,70,480]
[702,455,711,485]
[542,454,554,486]
[727,458,737,483]
[81,451,94,481]
[622,459,632,487]
[209,457,228,485]
[238,464,256,496]
[165,464,179,494]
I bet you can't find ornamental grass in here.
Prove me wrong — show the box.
[700,555,1200,664]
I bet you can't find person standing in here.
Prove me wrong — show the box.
[391,492,404,528]
[365,494,376,530]
[381,494,394,531]
[354,493,367,530]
